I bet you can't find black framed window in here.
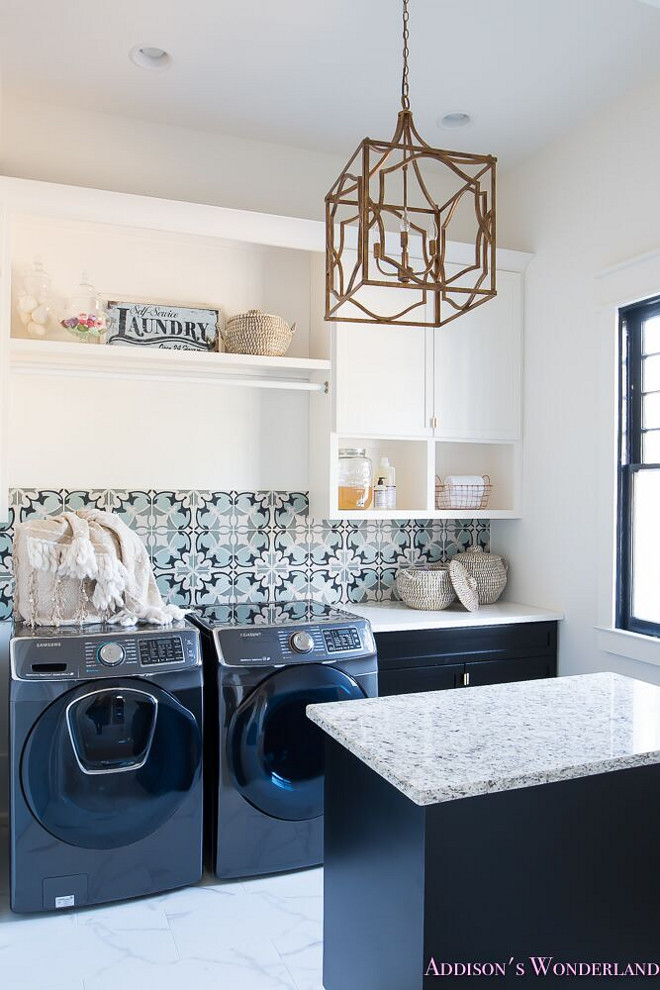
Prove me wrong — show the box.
[618,296,660,637]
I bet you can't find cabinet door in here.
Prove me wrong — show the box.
[465,655,555,688]
[433,270,522,440]
[334,322,431,437]
[378,663,463,697]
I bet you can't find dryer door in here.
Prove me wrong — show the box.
[228,663,365,822]
[21,679,202,849]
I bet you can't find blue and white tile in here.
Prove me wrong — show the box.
[0,529,13,574]
[196,491,234,532]
[345,567,380,603]
[155,572,193,609]
[64,490,112,513]
[195,570,233,606]
[10,488,65,522]
[233,571,270,603]
[151,491,193,531]
[232,529,271,569]
[271,491,309,532]
[0,580,13,618]
[149,528,191,569]
[107,491,151,535]
[308,571,343,605]
[195,529,232,570]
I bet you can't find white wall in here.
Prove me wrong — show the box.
[493,70,660,686]
[1,97,344,222]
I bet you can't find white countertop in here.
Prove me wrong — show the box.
[308,672,660,806]
[344,600,563,633]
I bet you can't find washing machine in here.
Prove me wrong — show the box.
[190,601,378,880]
[9,621,204,913]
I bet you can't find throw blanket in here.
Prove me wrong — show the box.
[14,508,187,627]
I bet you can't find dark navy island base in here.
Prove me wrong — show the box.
[322,739,660,989]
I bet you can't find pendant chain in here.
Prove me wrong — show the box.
[401,0,411,110]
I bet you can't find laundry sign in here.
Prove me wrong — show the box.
[106,301,219,351]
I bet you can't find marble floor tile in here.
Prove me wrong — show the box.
[0,849,325,990]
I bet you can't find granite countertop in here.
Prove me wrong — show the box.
[308,672,660,806]
[345,600,563,633]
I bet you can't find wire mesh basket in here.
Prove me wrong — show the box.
[435,474,492,511]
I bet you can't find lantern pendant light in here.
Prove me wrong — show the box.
[325,0,497,328]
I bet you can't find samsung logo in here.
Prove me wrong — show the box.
[36,642,62,648]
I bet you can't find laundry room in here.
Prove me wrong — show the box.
[2,1,660,988]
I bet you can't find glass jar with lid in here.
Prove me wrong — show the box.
[338,448,373,510]
[17,259,54,338]
[60,272,107,343]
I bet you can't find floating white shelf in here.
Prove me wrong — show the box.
[322,508,519,522]
[10,338,330,392]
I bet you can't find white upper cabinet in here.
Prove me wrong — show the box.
[334,322,431,437]
[432,269,522,441]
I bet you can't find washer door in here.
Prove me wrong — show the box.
[21,679,202,850]
[228,664,365,821]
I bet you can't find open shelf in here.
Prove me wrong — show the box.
[310,433,521,520]
[433,440,520,517]
[10,338,330,392]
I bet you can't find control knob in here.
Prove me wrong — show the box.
[98,642,126,667]
[289,631,314,654]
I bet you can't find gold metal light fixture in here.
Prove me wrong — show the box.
[325,0,497,327]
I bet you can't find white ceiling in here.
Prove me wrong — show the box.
[1,0,660,168]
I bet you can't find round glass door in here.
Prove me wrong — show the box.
[228,664,365,821]
[21,679,202,849]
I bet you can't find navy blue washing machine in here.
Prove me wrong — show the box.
[9,621,204,913]
[190,601,378,880]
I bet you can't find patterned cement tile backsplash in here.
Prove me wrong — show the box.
[0,489,490,619]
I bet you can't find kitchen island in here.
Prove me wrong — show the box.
[308,673,660,988]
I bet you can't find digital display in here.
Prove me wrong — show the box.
[139,637,184,666]
[323,627,361,653]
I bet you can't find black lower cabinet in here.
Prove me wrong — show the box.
[376,621,558,697]
[465,654,555,687]
[323,740,660,989]
[378,662,463,696]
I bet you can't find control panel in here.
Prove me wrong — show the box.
[11,626,200,681]
[323,627,362,653]
[215,620,372,667]
[139,636,185,666]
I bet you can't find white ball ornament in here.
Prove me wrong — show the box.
[18,310,31,326]
[27,321,46,338]
[30,305,49,324]
[18,294,38,313]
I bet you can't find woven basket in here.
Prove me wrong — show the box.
[222,309,295,357]
[395,564,456,611]
[455,546,508,604]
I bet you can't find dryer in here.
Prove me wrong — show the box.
[9,621,203,913]
[190,601,377,880]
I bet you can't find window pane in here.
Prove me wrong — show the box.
[643,315,660,355]
[643,429,660,464]
[643,354,660,393]
[631,469,660,624]
[643,391,660,429]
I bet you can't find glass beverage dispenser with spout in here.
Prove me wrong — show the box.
[338,448,373,510]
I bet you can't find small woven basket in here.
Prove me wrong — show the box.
[221,310,295,357]
[455,546,508,604]
[435,475,492,511]
[395,564,456,611]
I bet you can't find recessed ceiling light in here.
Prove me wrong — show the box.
[129,45,172,70]
[438,112,472,130]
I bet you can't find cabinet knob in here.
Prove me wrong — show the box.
[462,671,471,687]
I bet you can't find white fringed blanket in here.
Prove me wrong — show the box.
[14,508,187,627]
